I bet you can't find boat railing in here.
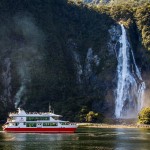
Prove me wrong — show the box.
[9,111,60,116]
[26,112,50,115]
[9,112,50,115]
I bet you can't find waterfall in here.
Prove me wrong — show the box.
[115,24,145,118]
[0,58,12,106]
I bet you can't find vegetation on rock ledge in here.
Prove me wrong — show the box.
[138,107,150,124]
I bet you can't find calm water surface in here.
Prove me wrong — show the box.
[0,128,150,150]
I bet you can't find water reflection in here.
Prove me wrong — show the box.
[114,128,150,150]
[0,128,150,150]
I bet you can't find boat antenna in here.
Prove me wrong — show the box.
[49,103,52,113]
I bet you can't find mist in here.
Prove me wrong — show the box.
[0,14,45,108]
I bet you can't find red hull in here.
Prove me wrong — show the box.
[4,128,77,133]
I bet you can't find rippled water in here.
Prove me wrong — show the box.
[0,128,150,150]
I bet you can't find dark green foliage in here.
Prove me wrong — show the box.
[134,3,150,50]
[109,4,134,22]
[138,107,150,124]
[13,0,115,120]
[0,0,149,122]
[93,1,150,50]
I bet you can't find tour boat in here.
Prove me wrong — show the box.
[2,108,78,133]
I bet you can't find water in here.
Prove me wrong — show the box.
[115,24,145,118]
[0,128,150,150]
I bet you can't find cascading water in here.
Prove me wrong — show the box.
[115,24,145,118]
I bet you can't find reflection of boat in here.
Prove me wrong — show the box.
[2,108,78,133]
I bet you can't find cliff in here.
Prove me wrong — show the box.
[0,0,149,121]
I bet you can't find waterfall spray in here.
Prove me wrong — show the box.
[14,61,31,108]
[115,24,145,118]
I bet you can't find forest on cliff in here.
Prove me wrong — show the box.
[0,0,149,122]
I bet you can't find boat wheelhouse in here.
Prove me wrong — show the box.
[3,108,77,133]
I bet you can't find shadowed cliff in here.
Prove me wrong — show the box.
[0,0,149,121]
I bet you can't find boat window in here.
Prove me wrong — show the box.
[26,117,49,121]
[26,123,37,127]
[60,122,70,125]
[24,123,26,125]
[43,122,57,126]
[51,116,59,120]
[10,117,15,120]
[15,123,19,126]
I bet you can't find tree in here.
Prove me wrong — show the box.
[79,106,89,122]
[138,107,150,124]
[86,111,100,122]
[135,3,150,50]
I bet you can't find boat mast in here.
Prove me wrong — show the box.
[49,103,52,113]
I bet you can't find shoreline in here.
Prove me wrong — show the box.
[77,123,150,129]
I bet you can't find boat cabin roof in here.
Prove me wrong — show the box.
[9,108,62,117]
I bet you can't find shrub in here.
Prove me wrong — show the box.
[138,107,150,124]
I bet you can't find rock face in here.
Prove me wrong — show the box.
[0,0,147,120]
